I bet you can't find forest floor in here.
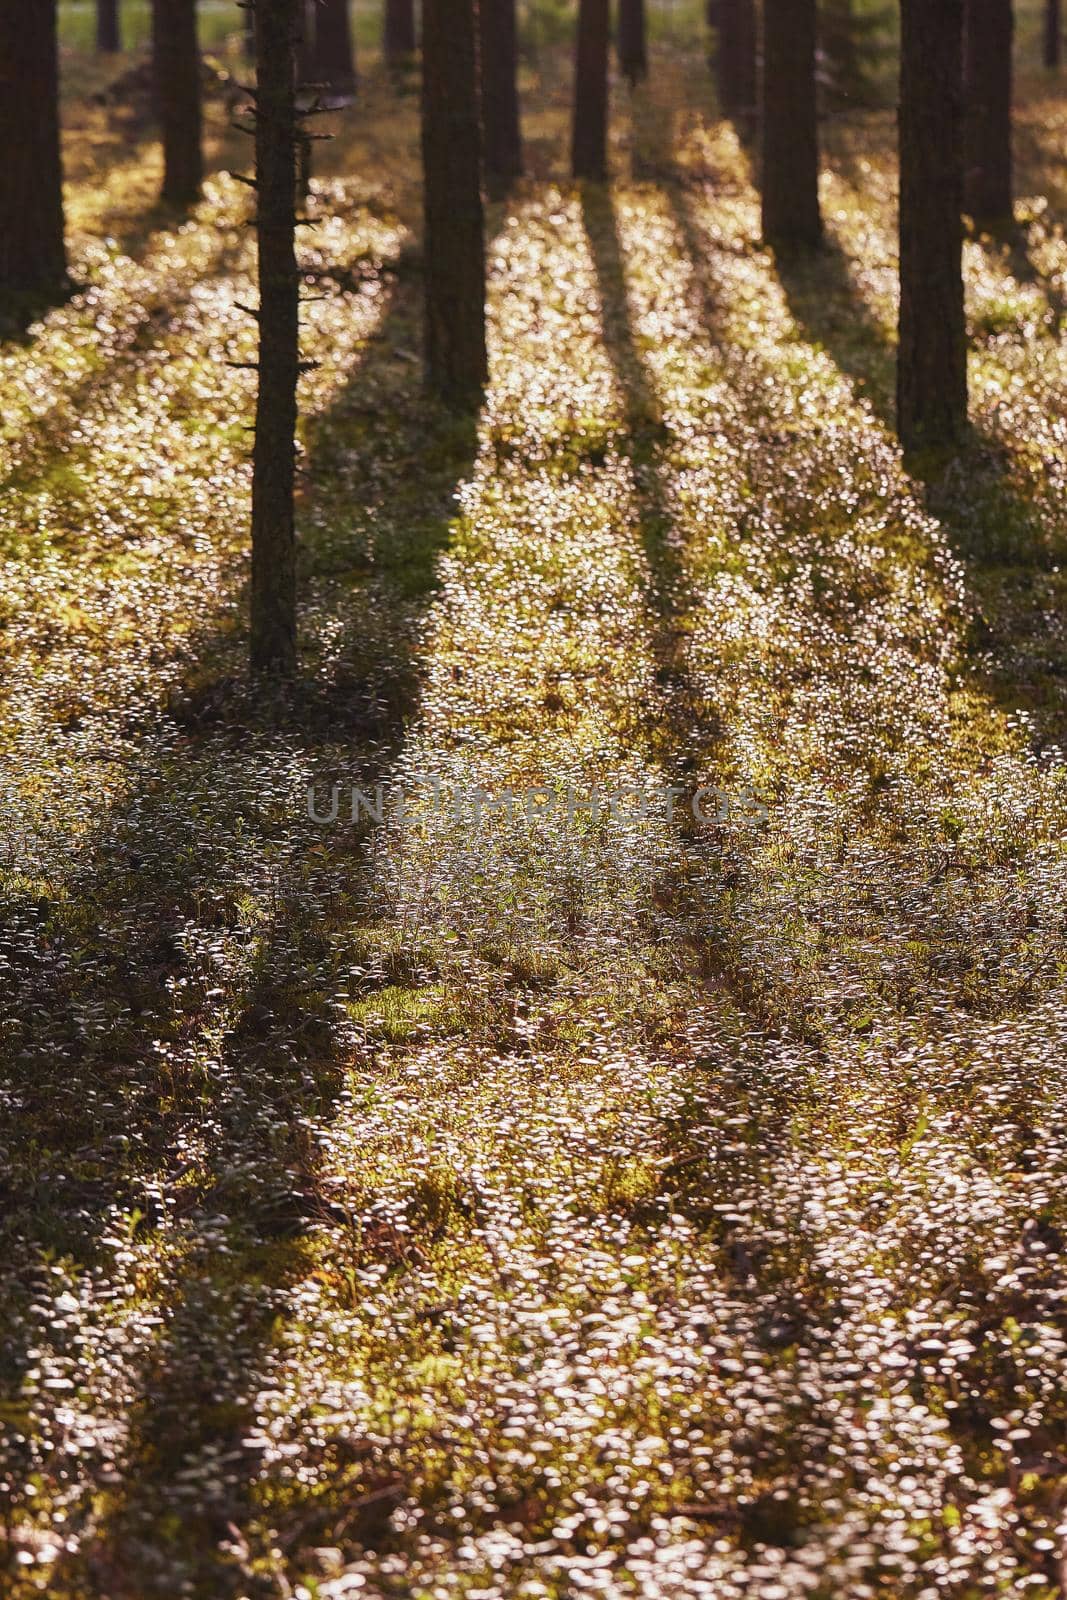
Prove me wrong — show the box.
[4,41,1067,1600]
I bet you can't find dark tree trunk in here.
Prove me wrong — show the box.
[897,0,968,452]
[303,0,356,93]
[821,0,862,101]
[572,0,610,180]
[96,0,122,52]
[421,0,488,407]
[762,0,821,253]
[1045,0,1061,67]
[152,0,203,207]
[384,0,417,66]
[480,0,523,197]
[716,0,757,133]
[0,0,66,298]
[618,0,648,86]
[250,0,300,675]
[964,0,1013,230]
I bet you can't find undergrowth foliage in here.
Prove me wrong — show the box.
[3,42,1067,1600]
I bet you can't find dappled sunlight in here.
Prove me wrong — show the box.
[5,32,1067,1600]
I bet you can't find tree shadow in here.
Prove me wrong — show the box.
[701,189,1067,757]
[768,221,1067,748]
[578,182,722,767]
[0,253,480,1595]
[0,227,248,489]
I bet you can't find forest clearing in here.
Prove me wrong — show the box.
[3,3,1067,1596]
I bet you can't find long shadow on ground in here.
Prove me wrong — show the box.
[771,221,1067,756]
[579,183,722,769]
[0,255,478,1596]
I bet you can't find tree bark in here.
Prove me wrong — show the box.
[384,0,417,66]
[716,0,757,133]
[96,0,122,52]
[572,0,610,180]
[618,0,648,86]
[250,0,300,675]
[421,0,488,407]
[0,0,67,297]
[897,0,968,452]
[302,0,356,94]
[762,0,822,253]
[152,0,203,207]
[1044,0,1061,68]
[480,0,523,197]
[963,0,1013,230]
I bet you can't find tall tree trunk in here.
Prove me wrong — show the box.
[152,0,203,207]
[0,0,66,298]
[762,0,821,252]
[384,0,417,66]
[897,0,968,452]
[303,0,356,93]
[421,0,488,407]
[572,0,610,180]
[481,0,523,197]
[1044,0,1061,68]
[716,0,757,133]
[618,0,648,86]
[821,0,862,101]
[96,0,122,52]
[250,0,300,675]
[964,0,1013,230]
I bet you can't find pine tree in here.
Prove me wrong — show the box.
[481,0,523,197]
[0,0,67,299]
[421,0,488,406]
[1044,0,1061,68]
[250,0,301,674]
[821,0,862,102]
[572,0,610,180]
[383,0,417,68]
[715,0,757,134]
[963,0,1013,230]
[96,0,122,52]
[897,0,968,451]
[618,0,648,87]
[302,0,356,96]
[152,0,203,207]
[762,0,822,253]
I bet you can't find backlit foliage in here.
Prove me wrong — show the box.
[2,39,1067,1600]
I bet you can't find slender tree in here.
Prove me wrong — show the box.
[618,0,648,86]
[152,0,203,207]
[572,0,610,180]
[897,0,968,451]
[384,0,417,67]
[96,0,122,52]
[481,0,523,196]
[762,0,822,252]
[821,0,862,101]
[963,0,1013,230]
[421,0,488,406]
[1044,0,1061,68]
[250,0,301,674]
[0,0,67,299]
[301,0,356,94]
[715,0,757,134]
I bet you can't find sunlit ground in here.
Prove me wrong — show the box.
[3,36,1067,1600]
